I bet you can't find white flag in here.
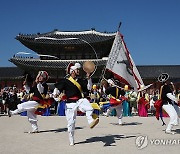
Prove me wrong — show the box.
[106,31,144,91]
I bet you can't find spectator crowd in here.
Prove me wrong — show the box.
[0,81,179,117]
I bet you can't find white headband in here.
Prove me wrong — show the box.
[70,66,78,74]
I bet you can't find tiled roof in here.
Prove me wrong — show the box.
[138,65,180,79]
[9,57,107,70]
[16,30,116,45]
[0,67,24,79]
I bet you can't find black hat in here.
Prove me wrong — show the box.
[158,73,169,82]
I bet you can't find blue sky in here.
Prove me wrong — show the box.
[1,0,180,67]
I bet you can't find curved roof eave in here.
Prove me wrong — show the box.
[9,57,107,69]
[53,30,116,36]
[16,30,116,38]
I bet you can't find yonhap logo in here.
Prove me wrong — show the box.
[150,139,180,145]
[135,135,148,149]
[135,135,180,149]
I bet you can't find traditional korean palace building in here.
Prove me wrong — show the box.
[1,29,180,90]
[9,29,116,82]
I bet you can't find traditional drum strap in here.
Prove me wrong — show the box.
[110,87,121,101]
[68,76,84,98]
[109,87,118,100]
[116,87,119,99]
[159,85,163,99]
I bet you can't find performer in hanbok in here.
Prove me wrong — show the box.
[8,71,51,133]
[128,89,138,115]
[104,79,126,125]
[123,85,131,116]
[137,86,150,117]
[90,84,100,104]
[157,73,180,134]
[55,62,99,146]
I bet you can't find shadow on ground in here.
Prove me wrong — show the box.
[174,129,180,134]
[75,134,137,146]
[32,126,84,133]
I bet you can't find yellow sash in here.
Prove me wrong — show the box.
[68,76,84,98]
[91,102,101,110]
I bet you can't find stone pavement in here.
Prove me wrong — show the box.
[0,115,179,154]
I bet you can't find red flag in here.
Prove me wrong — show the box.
[106,31,144,91]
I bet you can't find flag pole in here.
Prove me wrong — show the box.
[98,22,122,85]
[118,22,122,32]
[98,22,122,84]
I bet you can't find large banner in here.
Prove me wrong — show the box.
[106,31,144,91]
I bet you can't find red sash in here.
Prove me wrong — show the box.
[154,85,164,120]
[33,96,54,115]
[68,96,79,100]
[109,96,126,106]
[154,99,163,120]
